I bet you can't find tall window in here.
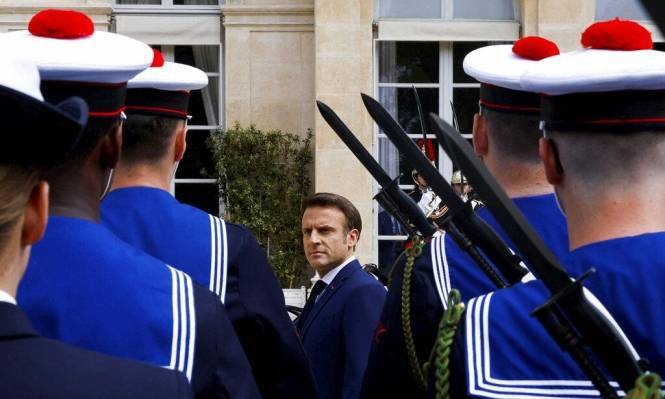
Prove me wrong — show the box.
[114,4,223,215]
[116,0,220,5]
[377,0,516,20]
[595,0,650,20]
[374,40,509,271]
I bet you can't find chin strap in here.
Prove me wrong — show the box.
[100,168,114,200]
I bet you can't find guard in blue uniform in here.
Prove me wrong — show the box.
[0,50,193,399]
[361,37,569,398]
[99,51,317,398]
[439,19,665,398]
[8,10,260,399]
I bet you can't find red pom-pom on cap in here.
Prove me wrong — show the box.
[28,9,94,39]
[512,36,560,60]
[581,19,652,50]
[151,49,165,67]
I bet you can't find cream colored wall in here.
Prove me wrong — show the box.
[222,2,315,138]
[0,1,111,32]
[520,0,595,51]
[224,0,375,265]
[313,0,375,265]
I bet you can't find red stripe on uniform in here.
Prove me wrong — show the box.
[124,105,188,117]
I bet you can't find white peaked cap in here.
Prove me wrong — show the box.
[464,37,560,91]
[0,9,152,83]
[0,53,44,101]
[129,61,208,91]
[522,19,665,95]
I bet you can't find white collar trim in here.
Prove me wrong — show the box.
[320,255,356,285]
[0,289,17,305]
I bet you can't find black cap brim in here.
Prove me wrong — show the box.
[0,85,87,166]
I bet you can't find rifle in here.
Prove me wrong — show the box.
[316,100,437,239]
[430,113,644,398]
[360,93,527,288]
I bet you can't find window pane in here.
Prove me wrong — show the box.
[378,235,407,272]
[378,0,441,18]
[453,41,511,83]
[174,45,219,73]
[378,136,437,187]
[174,0,219,4]
[116,0,161,4]
[176,130,215,179]
[378,87,439,135]
[378,42,439,83]
[453,0,516,20]
[188,77,219,126]
[175,183,219,215]
[596,0,650,20]
[452,88,480,134]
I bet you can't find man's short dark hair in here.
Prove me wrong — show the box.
[302,192,362,235]
[71,118,122,163]
[481,107,542,164]
[120,114,183,166]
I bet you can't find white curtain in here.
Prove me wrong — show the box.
[192,47,219,126]
[378,42,400,181]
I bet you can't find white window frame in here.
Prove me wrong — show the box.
[113,1,221,13]
[375,0,518,21]
[371,39,516,263]
[156,46,222,200]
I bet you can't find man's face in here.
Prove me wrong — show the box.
[301,206,358,276]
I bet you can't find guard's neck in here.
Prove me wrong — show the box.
[486,157,553,198]
[48,167,105,223]
[111,161,174,192]
[564,188,665,250]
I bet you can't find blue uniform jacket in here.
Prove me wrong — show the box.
[101,186,317,399]
[296,259,386,399]
[446,231,665,398]
[18,216,261,399]
[361,194,568,399]
[0,302,193,399]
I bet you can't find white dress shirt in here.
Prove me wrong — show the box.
[0,289,17,305]
[316,255,356,301]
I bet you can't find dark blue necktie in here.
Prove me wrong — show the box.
[297,280,328,331]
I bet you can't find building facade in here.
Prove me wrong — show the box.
[0,0,660,277]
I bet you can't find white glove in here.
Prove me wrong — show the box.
[417,190,442,217]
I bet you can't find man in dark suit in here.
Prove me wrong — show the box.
[297,193,386,399]
[0,50,192,399]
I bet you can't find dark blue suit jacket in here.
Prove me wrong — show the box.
[297,259,386,399]
[0,302,193,399]
[101,187,317,399]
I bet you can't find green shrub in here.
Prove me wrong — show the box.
[207,123,313,288]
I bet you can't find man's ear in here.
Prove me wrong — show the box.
[174,122,187,163]
[101,123,123,169]
[21,181,49,246]
[346,228,360,250]
[472,113,489,157]
[539,137,564,185]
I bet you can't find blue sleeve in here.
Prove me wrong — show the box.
[342,283,387,399]
[233,230,318,399]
